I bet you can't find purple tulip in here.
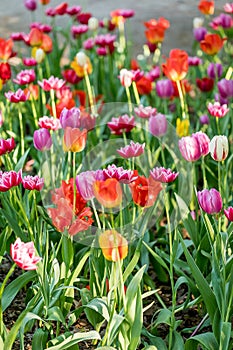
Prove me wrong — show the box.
[24,0,37,11]
[60,107,81,129]
[207,63,223,79]
[148,113,167,137]
[33,128,52,151]
[217,79,233,99]
[156,79,174,98]
[197,188,222,214]
[193,27,207,42]
[200,114,210,125]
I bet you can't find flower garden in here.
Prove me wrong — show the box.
[0,0,233,349]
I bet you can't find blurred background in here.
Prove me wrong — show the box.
[0,0,227,56]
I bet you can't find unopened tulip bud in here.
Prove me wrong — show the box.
[75,52,88,67]
[197,188,222,215]
[193,17,204,28]
[209,135,228,161]
[88,17,99,31]
[34,48,45,63]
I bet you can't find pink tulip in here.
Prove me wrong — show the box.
[66,6,82,16]
[5,89,30,103]
[71,25,89,38]
[117,141,145,158]
[148,113,167,137]
[0,170,22,192]
[0,137,16,156]
[24,0,37,11]
[103,164,138,184]
[33,128,52,151]
[60,107,81,129]
[150,167,179,183]
[207,102,229,118]
[38,116,61,130]
[76,171,96,200]
[10,238,41,270]
[178,136,202,162]
[197,188,222,215]
[134,105,157,119]
[119,69,134,87]
[107,114,135,135]
[13,69,36,85]
[23,58,37,67]
[193,131,210,156]
[38,76,66,91]
[22,175,44,191]
[224,207,233,221]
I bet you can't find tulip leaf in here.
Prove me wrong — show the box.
[15,148,30,172]
[46,330,101,350]
[184,332,219,350]
[2,270,36,311]
[32,328,49,350]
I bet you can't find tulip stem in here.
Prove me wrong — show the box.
[0,263,16,336]
[50,89,57,119]
[31,97,38,128]
[91,199,102,230]
[202,157,207,188]
[132,81,140,106]
[176,80,187,120]
[72,152,76,219]
[125,85,133,114]
[84,68,96,116]
[18,105,24,156]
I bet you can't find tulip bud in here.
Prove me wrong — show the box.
[75,52,88,67]
[99,230,128,262]
[88,17,99,31]
[24,0,37,11]
[33,128,52,151]
[197,188,222,214]
[209,135,228,161]
[148,113,167,137]
[193,17,204,28]
[34,48,45,63]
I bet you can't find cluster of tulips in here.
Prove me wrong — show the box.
[0,0,233,349]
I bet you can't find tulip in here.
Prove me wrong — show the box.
[134,105,157,119]
[63,127,87,153]
[119,69,134,87]
[13,69,36,85]
[76,171,96,201]
[198,0,214,15]
[176,118,189,137]
[88,17,99,31]
[162,49,189,82]
[5,89,30,103]
[0,170,22,192]
[200,114,210,125]
[197,188,222,214]
[71,25,89,38]
[193,17,204,28]
[22,175,44,191]
[99,230,128,262]
[188,56,203,66]
[60,107,81,129]
[0,137,15,156]
[33,128,52,151]
[93,178,122,208]
[211,13,233,29]
[193,27,207,42]
[77,12,92,24]
[193,131,210,156]
[200,34,224,55]
[130,175,162,207]
[156,79,174,98]
[103,164,138,184]
[217,79,233,99]
[209,135,229,161]
[148,113,167,137]
[207,63,223,79]
[117,141,145,158]
[24,0,37,11]
[38,116,61,130]
[0,62,11,81]
[150,167,179,183]
[196,77,214,92]
[207,102,229,118]
[224,3,233,13]
[38,75,66,91]
[66,6,82,15]
[224,207,233,221]
[10,238,41,270]
[107,114,135,135]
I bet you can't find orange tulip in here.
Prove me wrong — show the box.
[0,38,14,61]
[198,1,214,15]
[63,127,87,152]
[162,49,189,81]
[136,76,152,95]
[93,178,122,208]
[144,17,170,44]
[41,34,53,53]
[28,28,43,47]
[99,230,128,262]
[39,0,50,4]
[200,33,224,55]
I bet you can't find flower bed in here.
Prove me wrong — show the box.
[0,0,233,349]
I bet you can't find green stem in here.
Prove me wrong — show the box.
[125,85,132,114]
[18,105,24,156]
[84,69,96,116]
[176,80,186,120]
[202,157,207,188]
[132,81,140,106]
[72,152,76,219]
[50,89,57,119]
[31,97,38,128]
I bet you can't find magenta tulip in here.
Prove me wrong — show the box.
[197,188,222,214]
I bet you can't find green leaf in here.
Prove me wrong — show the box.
[123,240,141,282]
[97,347,116,350]
[184,332,219,350]
[46,331,101,350]
[172,330,184,350]
[47,306,66,323]
[220,322,231,350]
[179,232,218,324]
[1,207,24,239]
[125,265,146,316]
[141,329,167,350]
[2,271,36,311]
[128,290,143,350]
[154,309,172,328]
[32,328,49,350]
[143,347,159,350]
[107,314,125,345]
[15,148,30,172]
[142,241,169,273]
